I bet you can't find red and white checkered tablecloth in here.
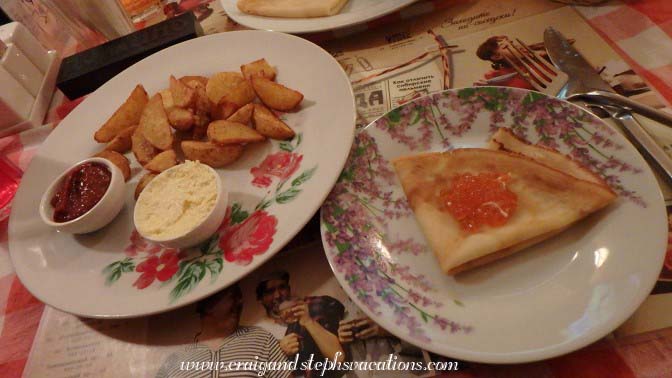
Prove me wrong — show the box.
[1,1,672,377]
[0,125,51,377]
[576,0,672,105]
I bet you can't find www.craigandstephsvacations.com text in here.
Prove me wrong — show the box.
[179,353,459,376]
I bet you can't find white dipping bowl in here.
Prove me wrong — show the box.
[133,163,228,249]
[39,157,125,234]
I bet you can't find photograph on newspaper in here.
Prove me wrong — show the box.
[24,244,439,378]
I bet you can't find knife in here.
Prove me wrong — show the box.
[544,27,672,186]
[543,28,672,127]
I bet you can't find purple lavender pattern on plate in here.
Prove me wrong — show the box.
[322,131,472,342]
[322,87,646,344]
[376,88,644,206]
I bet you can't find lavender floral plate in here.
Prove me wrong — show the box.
[320,87,666,363]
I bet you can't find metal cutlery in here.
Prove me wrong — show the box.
[502,37,568,95]
[567,90,672,127]
[543,27,672,185]
[587,102,672,182]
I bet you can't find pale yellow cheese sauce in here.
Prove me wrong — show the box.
[135,161,218,240]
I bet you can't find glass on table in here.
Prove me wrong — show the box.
[118,0,163,21]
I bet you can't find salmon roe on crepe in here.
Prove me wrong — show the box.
[440,172,518,233]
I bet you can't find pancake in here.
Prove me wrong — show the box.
[488,128,606,186]
[392,148,616,275]
[237,0,350,18]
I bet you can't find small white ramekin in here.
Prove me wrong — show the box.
[134,163,228,249]
[39,157,125,234]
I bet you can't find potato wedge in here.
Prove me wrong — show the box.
[206,72,255,107]
[192,82,211,116]
[135,172,157,200]
[227,103,254,124]
[170,75,196,109]
[192,114,210,140]
[180,75,209,88]
[145,149,178,172]
[94,150,131,181]
[241,58,276,81]
[105,125,137,153]
[207,120,265,145]
[181,141,244,168]
[167,107,194,131]
[211,100,239,121]
[139,93,174,150]
[253,104,295,140]
[160,89,174,109]
[94,85,148,143]
[132,127,158,165]
[251,77,303,111]
[226,83,256,108]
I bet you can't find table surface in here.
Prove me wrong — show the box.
[2,1,672,377]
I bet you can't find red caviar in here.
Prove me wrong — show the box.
[440,172,517,233]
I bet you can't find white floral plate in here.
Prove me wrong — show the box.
[220,0,420,34]
[320,87,666,363]
[9,31,355,318]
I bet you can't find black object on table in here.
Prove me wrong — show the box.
[0,7,10,25]
[56,12,203,99]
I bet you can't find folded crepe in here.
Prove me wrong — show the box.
[393,136,616,275]
[237,0,350,18]
[488,128,607,185]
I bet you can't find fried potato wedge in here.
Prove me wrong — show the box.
[94,150,131,181]
[132,127,159,165]
[167,107,194,131]
[227,103,254,124]
[160,89,174,109]
[180,75,209,88]
[139,93,174,150]
[192,114,210,140]
[211,100,239,121]
[94,85,148,143]
[145,149,178,172]
[181,141,244,168]
[192,82,211,116]
[251,77,303,111]
[134,172,157,200]
[253,104,295,140]
[170,75,196,109]
[206,72,256,107]
[207,120,265,145]
[241,58,276,81]
[105,125,137,153]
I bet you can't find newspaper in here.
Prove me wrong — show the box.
[325,0,567,127]
[20,1,672,376]
[24,244,441,378]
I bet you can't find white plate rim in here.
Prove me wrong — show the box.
[220,0,421,34]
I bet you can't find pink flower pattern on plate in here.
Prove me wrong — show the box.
[104,133,315,302]
[250,152,303,188]
[219,210,278,265]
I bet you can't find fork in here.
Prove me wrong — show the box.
[503,38,672,183]
[502,38,568,95]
